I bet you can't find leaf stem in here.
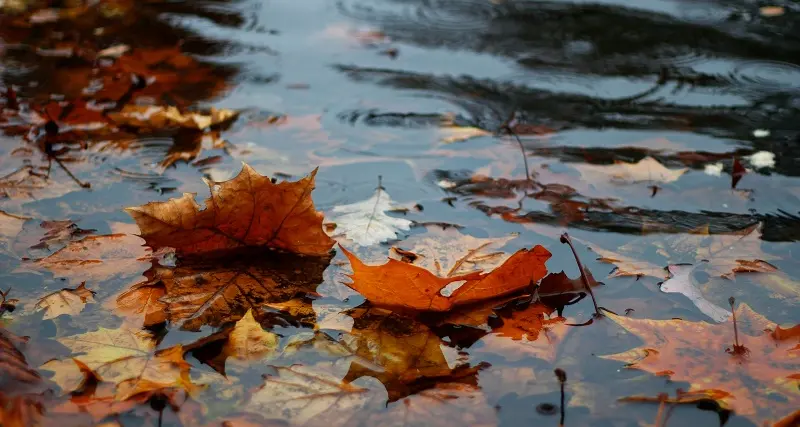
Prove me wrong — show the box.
[560,232,601,317]
[555,368,566,427]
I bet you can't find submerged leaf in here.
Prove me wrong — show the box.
[42,325,196,400]
[341,307,487,402]
[34,282,96,320]
[126,164,334,257]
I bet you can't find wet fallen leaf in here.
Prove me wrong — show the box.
[108,105,238,130]
[25,233,151,285]
[113,275,167,327]
[327,187,412,246]
[373,382,497,427]
[341,307,487,401]
[122,248,331,330]
[222,309,279,363]
[243,364,382,427]
[576,156,687,185]
[34,282,96,320]
[0,393,45,427]
[42,325,197,400]
[127,164,334,257]
[602,304,799,423]
[438,125,492,144]
[0,328,41,389]
[476,302,571,363]
[592,223,777,280]
[341,228,550,311]
[659,264,730,322]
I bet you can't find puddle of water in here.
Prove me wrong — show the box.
[1,0,798,425]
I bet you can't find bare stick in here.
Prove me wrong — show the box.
[560,232,601,317]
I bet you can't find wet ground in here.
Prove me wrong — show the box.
[1,0,799,426]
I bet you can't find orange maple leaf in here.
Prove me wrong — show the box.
[604,304,799,423]
[340,242,550,312]
[126,164,334,257]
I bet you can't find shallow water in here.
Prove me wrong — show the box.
[1,0,799,426]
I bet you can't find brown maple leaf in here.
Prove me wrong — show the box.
[603,304,799,423]
[340,228,550,311]
[119,248,331,330]
[126,164,334,257]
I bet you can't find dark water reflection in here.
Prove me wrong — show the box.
[1,0,799,426]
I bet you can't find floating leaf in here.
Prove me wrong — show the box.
[126,164,334,257]
[26,233,150,285]
[659,264,730,322]
[602,305,799,423]
[592,224,777,280]
[576,156,687,184]
[108,105,238,130]
[340,228,550,312]
[327,187,412,246]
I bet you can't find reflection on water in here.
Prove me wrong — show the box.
[1,0,799,426]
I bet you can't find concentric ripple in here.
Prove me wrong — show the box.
[337,0,499,33]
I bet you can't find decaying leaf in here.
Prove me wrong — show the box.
[34,282,96,320]
[244,365,381,427]
[576,156,688,184]
[592,223,778,280]
[476,301,571,363]
[114,277,167,327]
[602,304,799,423]
[340,228,551,311]
[108,105,238,130]
[126,164,335,257]
[223,309,279,362]
[122,248,331,330]
[42,325,196,400]
[26,233,151,285]
[341,307,487,401]
[327,187,412,246]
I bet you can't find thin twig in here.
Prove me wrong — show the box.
[554,369,567,427]
[560,232,601,317]
[52,156,91,189]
